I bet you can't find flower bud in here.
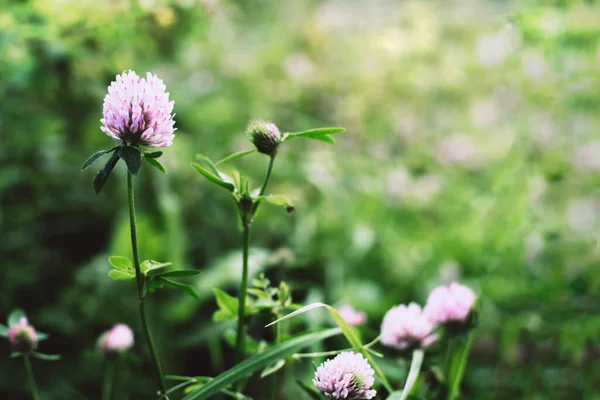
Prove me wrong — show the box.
[246,120,281,156]
[8,317,38,352]
[97,324,134,354]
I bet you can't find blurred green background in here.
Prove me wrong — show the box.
[1,0,600,398]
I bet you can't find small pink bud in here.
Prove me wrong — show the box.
[97,324,134,354]
[336,304,367,327]
[8,317,38,352]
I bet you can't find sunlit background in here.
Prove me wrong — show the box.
[1,0,599,398]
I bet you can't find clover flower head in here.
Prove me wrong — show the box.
[313,351,377,399]
[8,317,38,352]
[337,304,367,327]
[424,282,477,325]
[100,70,176,147]
[380,303,437,351]
[246,119,281,156]
[98,323,134,353]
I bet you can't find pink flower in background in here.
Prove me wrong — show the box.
[8,317,38,352]
[572,141,600,172]
[313,351,377,399]
[336,304,367,327]
[98,324,134,353]
[380,303,437,350]
[424,282,476,325]
[101,70,176,147]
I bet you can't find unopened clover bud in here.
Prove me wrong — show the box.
[246,120,281,156]
[8,318,38,352]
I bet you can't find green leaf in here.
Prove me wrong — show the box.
[260,194,295,212]
[285,127,345,144]
[213,288,238,317]
[141,260,173,276]
[108,256,133,271]
[194,154,221,176]
[10,352,22,359]
[446,332,474,400]
[0,324,8,338]
[166,375,199,382]
[31,352,61,361]
[289,127,345,137]
[93,151,120,194]
[182,328,342,400]
[108,270,135,281]
[144,151,163,159]
[81,148,117,171]
[144,157,167,174]
[118,146,143,176]
[159,277,199,299]
[8,310,26,327]
[191,163,235,192]
[216,150,256,166]
[266,303,393,393]
[156,269,201,278]
[36,332,49,342]
[260,359,285,378]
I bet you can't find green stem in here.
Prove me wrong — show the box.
[235,224,251,364]
[258,156,275,197]
[446,333,474,400]
[101,357,115,400]
[400,349,424,400]
[127,172,167,395]
[23,354,39,400]
[270,312,282,400]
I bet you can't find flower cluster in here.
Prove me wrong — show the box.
[101,70,176,148]
[380,282,477,352]
[380,302,437,350]
[97,324,134,354]
[8,317,38,352]
[424,282,477,326]
[313,351,377,399]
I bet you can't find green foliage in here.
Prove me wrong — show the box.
[118,146,143,176]
[284,127,345,144]
[182,328,342,400]
[268,302,393,392]
[93,151,120,194]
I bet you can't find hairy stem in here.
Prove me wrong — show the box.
[101,357,115,400]
[23,354,39,400]
[127,172,166,395]
[235,224,251,363]
[400,349,424,400]
[258,156,275,197]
